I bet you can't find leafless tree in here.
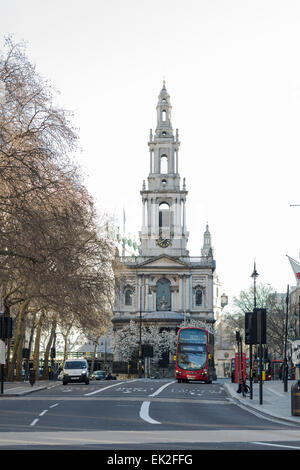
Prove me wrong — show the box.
[0,36,118,379]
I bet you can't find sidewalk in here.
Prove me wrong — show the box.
[0,380,58,396]
[224,378,300,426]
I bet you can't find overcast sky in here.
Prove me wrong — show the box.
[1,0,300,307]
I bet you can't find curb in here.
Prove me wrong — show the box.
[223,383,300,427]
[0,381,58,397]
[1,385,48,396]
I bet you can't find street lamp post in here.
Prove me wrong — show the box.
[284,285,289,392]
[250,262,259,400]
[298,295,300,338]
[236,331,241,390]
[138,275,143,378]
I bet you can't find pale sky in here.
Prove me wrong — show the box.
[1,0,300,307]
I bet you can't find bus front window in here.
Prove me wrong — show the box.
[177,329,207,370]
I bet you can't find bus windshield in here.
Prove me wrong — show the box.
[177,328,207,370]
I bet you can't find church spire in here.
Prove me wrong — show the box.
[155,80,173,139]
[140,83,189,257]
[201,224,213,257]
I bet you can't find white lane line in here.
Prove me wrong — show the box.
[251,441,300,450]
[149,380,176,397]
[139,401,161,424]
[140,380,176,425]
[30,419,39,427]
[39,410,48,417]
[49,403,59,408]
[84,380,138,396]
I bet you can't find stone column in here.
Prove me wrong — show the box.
[145,276,149,312]
[188,275,192,312]
[182,199,186,235]
[142,199,146,230]
[180,275,185,313]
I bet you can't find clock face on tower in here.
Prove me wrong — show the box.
[157,237,171,248]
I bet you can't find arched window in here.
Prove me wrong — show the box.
[162,110,167,121]
[159,202,170,233]
[125,288,133,306]
[195,289,202,306]
[156,278,171,311]
[160,155,168,173]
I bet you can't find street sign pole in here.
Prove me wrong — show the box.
[0,339,5,395]
[258,309,263,405]
[249,344,253,399]
[251,263,259,400]
[284,285,289,393]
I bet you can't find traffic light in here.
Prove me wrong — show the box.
[22,348,30,359]
[142,344,153,358]
[50,347,56,358]
[245,311,257,345]
[255,308,267,344]
[0,315,13,340]
[245,309,267,345]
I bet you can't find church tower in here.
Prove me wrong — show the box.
[113,82,217,363]
[140,81,189,257]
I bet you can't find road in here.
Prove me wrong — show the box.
[0,378,300,453]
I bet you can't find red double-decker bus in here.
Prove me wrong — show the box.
[175,327,214,383]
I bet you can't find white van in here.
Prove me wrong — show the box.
[62,359,90,385]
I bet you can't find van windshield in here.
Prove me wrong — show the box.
[64,361,87,369]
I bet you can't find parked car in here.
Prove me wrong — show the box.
[105,372,117,380]
[90,370,106,380]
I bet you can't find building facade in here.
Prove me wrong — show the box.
[113,82,217,352]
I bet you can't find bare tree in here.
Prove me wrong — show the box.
[0,37,117,379]
[222,283,286,359]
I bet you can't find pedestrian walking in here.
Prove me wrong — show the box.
[29,369,35,387]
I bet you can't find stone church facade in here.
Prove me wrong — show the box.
[113,82,217,353]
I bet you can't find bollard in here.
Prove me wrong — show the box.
[291,381,300,416]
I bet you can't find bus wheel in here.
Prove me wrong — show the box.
[177,379,181,383]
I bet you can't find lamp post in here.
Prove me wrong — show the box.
[250,262,259,400]
[138,274,143,378]
[236,331,241,389]
[284,285,289,392]
[298,295,300,338]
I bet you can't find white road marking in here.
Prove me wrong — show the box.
[84,380,138,396]
[140,380,176,424]
[30,419,39,427]
[251,441,300,450]
[148,380,176,397]
[49,403,59,408]
[39,410,48,416]
[139,401,161,424]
